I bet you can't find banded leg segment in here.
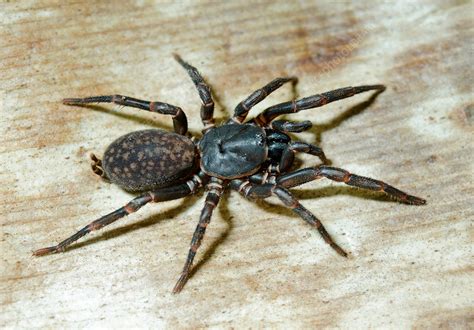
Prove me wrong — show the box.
[277,165,426,205]
[173,178,224,293]
[173,54,215,130]
[271,119,312,133]
[279,142,327,172]
[63,95,188,135]
[233,77,298,123]
[33,174,208,256]
[256,84,386,125]
[230,180,347,257]
[33,194,153,256]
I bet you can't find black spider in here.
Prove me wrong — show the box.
[34,54,426,293]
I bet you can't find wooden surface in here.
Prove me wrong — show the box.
[1,1,473,328]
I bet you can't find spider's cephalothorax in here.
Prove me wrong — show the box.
[34,54,426,294]
[199,123,267,179]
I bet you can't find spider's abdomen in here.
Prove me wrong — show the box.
[102,129,196,192]
[199,124,267,179]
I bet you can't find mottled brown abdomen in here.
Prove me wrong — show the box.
[102,129,197,192]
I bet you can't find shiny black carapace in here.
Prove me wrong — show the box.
[34,54,426,293]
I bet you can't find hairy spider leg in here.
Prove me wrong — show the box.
[230,180,347,257]
[255,84,386,125]
[63,95,188,135]
[173,54,215,131]
[276,165,426,205]
[233,77,298,123]
[173,178,225,293]
[33,175,207,256]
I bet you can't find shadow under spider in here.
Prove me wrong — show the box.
[308,89,385,145]
[291,186,396,203]
[69,104,173,131]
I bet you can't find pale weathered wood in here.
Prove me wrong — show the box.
[1,1,472,328]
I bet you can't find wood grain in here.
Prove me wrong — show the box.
[1,1,472,328]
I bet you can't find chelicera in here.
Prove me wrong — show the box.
[34,54,426,293]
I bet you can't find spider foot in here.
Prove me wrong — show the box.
[33,245,64,256]
[403,194,426,205]
[172,271,190,294]
[63,98,86,105]
[331,243,348,258]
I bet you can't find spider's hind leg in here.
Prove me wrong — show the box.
[63,95,188,135]
[33,193,153,256]
[33,174,207,257]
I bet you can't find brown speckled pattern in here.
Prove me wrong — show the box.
[102,129,196,191]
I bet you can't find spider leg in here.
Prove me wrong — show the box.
[33,174,207,256]
[173,54,215,131]
[271,119,312,133]
[63,95,188,135]
[33,194,153,256]
[276,165,426,205]
[173,178,224,293]
[255,84,386,125]
[230,180,347,257]
[233,77,298,123]
[279,142,327,172]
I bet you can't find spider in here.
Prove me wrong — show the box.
[34,54,426,293]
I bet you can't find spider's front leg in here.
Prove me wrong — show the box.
[256,84,385,125]
[277,165,426,205]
